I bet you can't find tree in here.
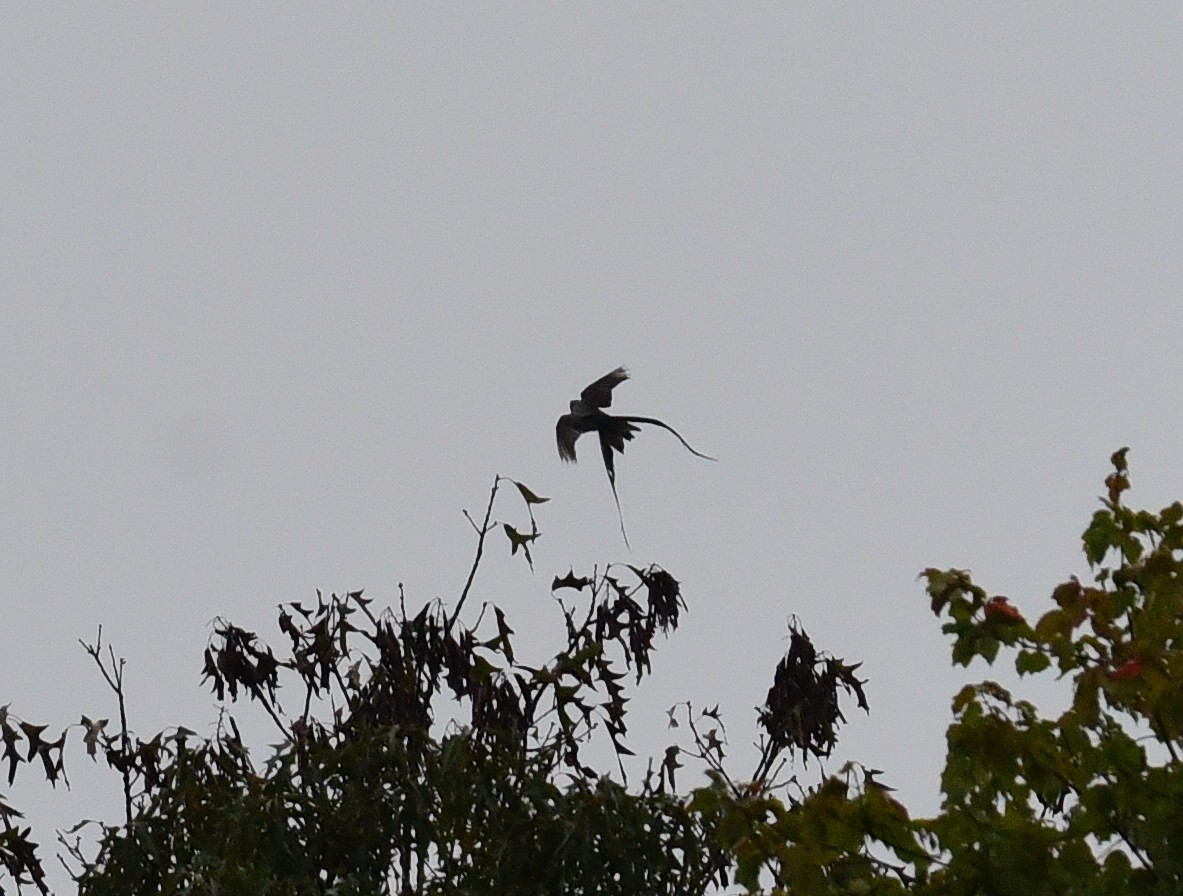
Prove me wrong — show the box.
[2,475,864,894]
[698,448,1183,894]
[3,451,1180,895]
[916,447,1183,894]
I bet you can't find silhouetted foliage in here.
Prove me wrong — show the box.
[757,622,867,776]
[1,474,864,894]
[8,452,1178,895]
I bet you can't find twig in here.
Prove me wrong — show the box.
[448,476,500,631]
[80,626,133,828]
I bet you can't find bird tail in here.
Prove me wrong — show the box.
[620,416,715,461]
[608,476,631,550]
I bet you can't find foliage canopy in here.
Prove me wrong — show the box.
[2,451,1181,894]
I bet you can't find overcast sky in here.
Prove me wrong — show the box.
[4,7,1182,887]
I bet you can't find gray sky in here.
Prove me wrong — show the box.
[4,7,1182,887]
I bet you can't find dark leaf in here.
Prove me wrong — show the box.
[511,479,550,505]
[502,523,538,570]
[80,716,108,759]
[552,570,592,592]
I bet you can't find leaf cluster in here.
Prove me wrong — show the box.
[9,477,859,894]
[915,448,1183,894]
[11,451,1176,896]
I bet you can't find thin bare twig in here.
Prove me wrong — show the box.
[448,476,500,632]
[80,626,132,828]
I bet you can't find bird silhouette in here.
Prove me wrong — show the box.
[556,367,713,547]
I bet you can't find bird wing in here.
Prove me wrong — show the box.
[580,367,630,409]
[556,414,581,462]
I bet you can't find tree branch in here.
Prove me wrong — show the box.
[448,476,500,632]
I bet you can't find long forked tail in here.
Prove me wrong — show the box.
[621,416,715,461]
[599,430,633,550]
[607,475,631,550]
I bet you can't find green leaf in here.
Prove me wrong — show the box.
[734,843,763,892]
[1034,608,1075,644]
[1082,509,1118,566]
[1072,669,1101,725]
[1015,650,1051,676]
[686,784,720,815]
[978,634,1000,665]
[1160,501,1183,527]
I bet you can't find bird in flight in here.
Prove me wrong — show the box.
[556,367,713,547]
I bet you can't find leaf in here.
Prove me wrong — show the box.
[979,635,1000,664]
[1105,473,1130,505]
[1107,658,1143,682]
[1015,650,1051,676]
[1082,510,1118,566]
[1161,501,1183,527]
[687,784,720,815]
[80,716,108,759]
[493,605,515,664]
[1034,608,1075,644]
[510,480,550,505]
[502,524,538,571]
[951,684,978,714]
[1072,668,1101,725]
[551,570,591,592]
[984,596,1026,625]
[19,723,47,762]
[1,721,22,785]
